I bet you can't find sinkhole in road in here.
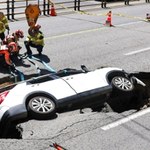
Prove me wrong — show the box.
[1,72,150,139]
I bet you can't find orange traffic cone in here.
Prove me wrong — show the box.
[52,143,67,150]
[146,13,150,21]
[50,3,57,16]
[105,11,113,27]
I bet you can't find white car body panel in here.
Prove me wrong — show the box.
[0,67,123,121]
[1,78,77,106]
[62,69,109,93]
[0,106,9,121]
[0,79,77,119]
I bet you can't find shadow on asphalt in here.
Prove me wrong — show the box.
[0,54,51,86]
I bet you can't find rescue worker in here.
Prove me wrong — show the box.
[3,30,24,53]
[0,12,10,42]
[24,24,44,56]
[124,0,130,5]
[101,0,107,8]
[0,42,17,67]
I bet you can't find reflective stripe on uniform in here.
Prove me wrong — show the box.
[0,21,5,33]
[1,16,8,27]
[27,32,44,46]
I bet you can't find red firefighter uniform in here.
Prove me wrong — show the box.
[0,42,17,66]
[3,30,24,52]
[0,12,9,41]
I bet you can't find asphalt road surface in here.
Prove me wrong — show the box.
[1,2,150,150]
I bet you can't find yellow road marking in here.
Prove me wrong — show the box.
[45,27,106,40]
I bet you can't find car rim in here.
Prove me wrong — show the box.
[31,97,54,113]
[113,77,133,91]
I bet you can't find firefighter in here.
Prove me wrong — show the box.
[101,0,107,8]
[24,24,44,56]
[146,13,150,21]
[124,0,130,5]
[3,30,24,53]
[0,12,10,42]
[0,42,17,67]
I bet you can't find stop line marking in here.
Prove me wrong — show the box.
[124,47,150,56]
[101,107,150,131]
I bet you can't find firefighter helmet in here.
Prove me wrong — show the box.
[8,42,18,53]
[15,30,24,38]
[34,24,41,30]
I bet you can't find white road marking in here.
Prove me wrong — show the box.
[124,47,150,56]
[117,21,142,27]
[101,107,150,131]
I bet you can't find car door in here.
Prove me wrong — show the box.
[62,71,109,93]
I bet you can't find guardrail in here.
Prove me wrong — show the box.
[0,0,101,20]
[0,0,50,20]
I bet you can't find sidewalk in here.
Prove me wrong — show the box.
[55,0,145,16]
[108,0,145,7]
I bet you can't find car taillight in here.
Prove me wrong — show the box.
[0,91,9,104]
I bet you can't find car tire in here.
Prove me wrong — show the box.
[107,75,135,112]
[111,76,134,92]
[27,95,56,120]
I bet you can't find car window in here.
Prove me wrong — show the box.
[27,74,57,84]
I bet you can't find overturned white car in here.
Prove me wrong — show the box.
[0,65,148,138]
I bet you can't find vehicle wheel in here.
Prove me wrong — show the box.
[27,95,56,120]
[108,76,135,112]
[111,76,134,92]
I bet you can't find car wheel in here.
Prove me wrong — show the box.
[108,76,135,112]
[27,95,56,120]
[111,76,134,92]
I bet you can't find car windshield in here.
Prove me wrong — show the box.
[27,69,84,84]
[27,74,57,84]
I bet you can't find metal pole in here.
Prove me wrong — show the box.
[26,0,28,6]
[78,0,80,11]
[6,0,10,20]
[12,0,15,19]
[47,0,50,15]
[43,0,46,15]
[74,0,77,11]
